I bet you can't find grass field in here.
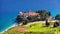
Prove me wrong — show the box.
[2,21,60,34]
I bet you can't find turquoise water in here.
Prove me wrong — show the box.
[0,13,17,32]
[0,20,14,32]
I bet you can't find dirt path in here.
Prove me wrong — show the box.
[16,28,27,32]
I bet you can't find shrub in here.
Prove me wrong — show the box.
[53,22,59,27]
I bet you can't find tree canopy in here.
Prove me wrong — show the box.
[55,14,60,20]
[16,10,51,25]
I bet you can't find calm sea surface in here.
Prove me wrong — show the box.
[0,12,17,32]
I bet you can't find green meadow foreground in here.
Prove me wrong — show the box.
[3,21,60,34]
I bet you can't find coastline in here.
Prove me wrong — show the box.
[0,17,17,34]
[0,24,16,34]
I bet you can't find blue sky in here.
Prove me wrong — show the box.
[0,0,60,17]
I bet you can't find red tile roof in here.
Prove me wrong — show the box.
[19,12,39,17]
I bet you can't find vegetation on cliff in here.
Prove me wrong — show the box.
[16,10,51,25]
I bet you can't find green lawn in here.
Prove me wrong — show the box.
[2,22,60,34]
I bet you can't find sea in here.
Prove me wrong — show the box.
[0,12,18,32]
